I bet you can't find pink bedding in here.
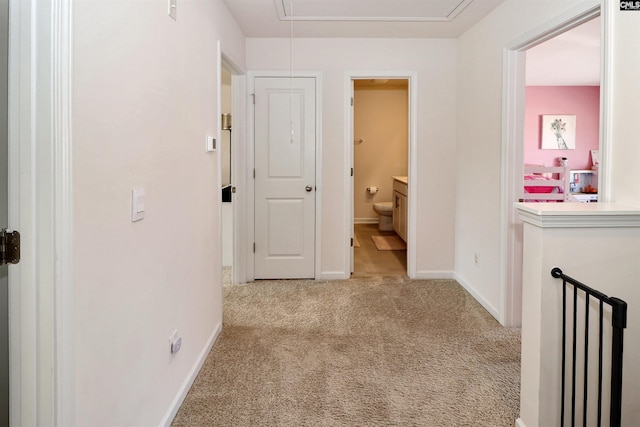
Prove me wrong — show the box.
[524,174,556,193]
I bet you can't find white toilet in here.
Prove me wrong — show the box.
[373,202,394,231]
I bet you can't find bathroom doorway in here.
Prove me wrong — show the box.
[352,78,409,277]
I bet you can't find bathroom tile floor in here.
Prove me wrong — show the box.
[353,223,407,277]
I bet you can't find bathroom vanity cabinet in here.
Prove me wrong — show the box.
[392,177,408,242]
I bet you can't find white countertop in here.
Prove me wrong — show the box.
[392,176,408,184]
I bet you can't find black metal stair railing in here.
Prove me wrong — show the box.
[551,267,628,427]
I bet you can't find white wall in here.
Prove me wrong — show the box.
[72,1,245,425]
[455,1,593,320]
[607,2,640,205]
[459,2,640,424]
[246,38,457,278]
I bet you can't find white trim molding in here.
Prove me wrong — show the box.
[454,273,500,321]
[52,0,75,425]
[354,218,378,225]
[8,0,74,425]
[160,323,222,427]
[517,202,640,228]
[344,70,418,279]
[499,0,602,327]
[219,50,247,285]
[415,271,455,280]
[598,0,613,202]
[319,271,349,281]
[274,0,473,22]
[246,71,323,281]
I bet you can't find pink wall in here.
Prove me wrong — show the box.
[525,86,600,170]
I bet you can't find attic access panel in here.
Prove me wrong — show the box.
[275,0,473,22]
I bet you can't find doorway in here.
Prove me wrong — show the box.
[346,71,418,279]
[523,17,601,186]
[501,4,603,327]
[352,79,408,277]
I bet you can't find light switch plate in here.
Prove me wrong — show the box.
[168,0,177,20]
[131,187,145,222]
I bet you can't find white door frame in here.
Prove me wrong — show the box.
[500,0,606,327]
[8,0,74,425]
[218,45,247,285]
[246,71,323,281]
[345,70,418,279]
[230,73,247,284]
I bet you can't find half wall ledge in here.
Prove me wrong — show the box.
[515,202,640,228]
[515,201,640,427]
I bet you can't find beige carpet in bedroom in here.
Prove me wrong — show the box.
[172,275,521,426]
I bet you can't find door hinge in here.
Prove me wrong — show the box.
[350,97,354,106]
[253,242,256,253]
[251,93,255,105]
[350,168,354,177]
[350,238,353,247]
[0,229,20,265]
[253,169,256,179]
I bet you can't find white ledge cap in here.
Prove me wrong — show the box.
[515,202,640,228]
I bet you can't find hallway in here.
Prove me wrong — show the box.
[172,274,521,426]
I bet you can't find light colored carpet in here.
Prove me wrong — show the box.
[222,265,232,284]
[371,235,407,251]
[172,276,521,426]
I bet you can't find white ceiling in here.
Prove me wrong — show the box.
[223,1,600,86]
[276,0,473,22]
[526,16,600,86]
[223,0,507,38]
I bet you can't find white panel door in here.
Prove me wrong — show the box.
[254,77,316,279]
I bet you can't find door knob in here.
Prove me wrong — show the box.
[305,185,313,192]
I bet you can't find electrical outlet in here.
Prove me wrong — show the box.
[171,337,182,354]
[169,330,182,355]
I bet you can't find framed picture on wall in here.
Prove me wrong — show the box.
[541,115,576,150]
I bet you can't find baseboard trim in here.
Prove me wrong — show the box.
[453,273,501,321]
[160,322,222,427]
[515,418,527,427]
[414,270,455,279]
[354,217,378,225]
[319,271,350,280]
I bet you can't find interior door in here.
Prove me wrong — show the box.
[254,77,316,279]
[0,0,9,423]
